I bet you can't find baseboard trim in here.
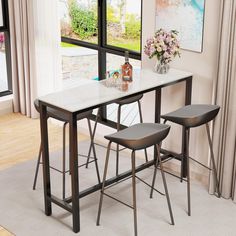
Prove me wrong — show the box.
[0,95,13,115]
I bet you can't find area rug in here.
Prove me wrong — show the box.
[0,141,235,236]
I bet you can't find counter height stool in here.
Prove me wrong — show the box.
[161,104,221,216]
[86,94,148,176]
[97,123,174,236]
[33,100,100,199]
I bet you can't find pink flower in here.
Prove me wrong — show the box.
[144,28,180,64]
[0,33,5,43]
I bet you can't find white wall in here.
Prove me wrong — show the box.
[141,0,221,180]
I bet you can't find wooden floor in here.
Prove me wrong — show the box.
[0,102,139,171]
[0,113,89,170]
[0,226,14,236]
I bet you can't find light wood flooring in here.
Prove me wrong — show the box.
[0,113,89,170]
[0,226,14,236]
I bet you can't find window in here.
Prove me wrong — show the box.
[0,0,11,96]
[106,0,141,52]
[59,0,142,121]
[59,0,142,81]
[59,0,98,45]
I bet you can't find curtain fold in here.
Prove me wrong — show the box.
[9,0,37,117]
[210,0,236,201]
[9,0,62,118]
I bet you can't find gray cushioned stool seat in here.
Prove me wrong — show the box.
[116,94,143,105]
[105,123,170,150]
[34,99,92,122]
[161,104,220,128]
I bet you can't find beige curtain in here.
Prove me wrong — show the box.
[210,0,236,201]
[9,0,37,117]
[8,0,62,118]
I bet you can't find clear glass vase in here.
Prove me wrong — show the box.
[155,61,170,74]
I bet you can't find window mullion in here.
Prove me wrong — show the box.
[98,0,107,120]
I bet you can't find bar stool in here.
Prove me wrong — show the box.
[97,123,174,236]
[86,94,148,176]
[33,100,100,199]
[161,104,221,216]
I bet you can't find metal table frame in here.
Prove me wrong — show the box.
[39,75,192,233]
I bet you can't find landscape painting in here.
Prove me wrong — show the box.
[156,0,205,52]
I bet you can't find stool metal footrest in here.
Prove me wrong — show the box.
[156,167,188,182]
[103,192,134,209]
[189,156,212,171]
[135,175,165,196]
[94,142,126,152]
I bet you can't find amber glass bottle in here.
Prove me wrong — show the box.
[121,51,133,82]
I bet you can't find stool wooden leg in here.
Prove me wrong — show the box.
[185,128,191,216]
[156,144,175,225]
[116,105,122,176]
[131,151,138,236]
[62,122,68,199]
[97,141,112,226]
[87,118,101,183]
[137,100,148,163]
[205,123,221,197]
[32,143,42,190]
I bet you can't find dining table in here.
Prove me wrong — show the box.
[37,68,193,233]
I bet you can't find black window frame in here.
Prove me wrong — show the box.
[61,0,142,121]
[0,0,12,97]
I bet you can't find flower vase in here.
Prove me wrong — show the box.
[154,61,170,74]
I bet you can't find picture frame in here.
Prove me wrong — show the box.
[155,0,206,53]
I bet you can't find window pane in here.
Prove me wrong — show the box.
[61,42,98,85]
[59,0,98,44]
[106,0,141,52]
[0,1,3,27]
[0,32,8,92]
[106,52,141,72]
[106,53,141,126]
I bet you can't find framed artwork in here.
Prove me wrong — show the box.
[0,0,3,27]
[156,0,205,52]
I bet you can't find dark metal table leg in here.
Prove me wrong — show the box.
[69,113,80,233]
[154,88,162,159]
[39,102,52,216]
[131,151,138,236]
[182,77,192,178]
[138,100,148,162]
[185,128,191,216]
[181,127,188,181]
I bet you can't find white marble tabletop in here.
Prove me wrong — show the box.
[38,68,193,113]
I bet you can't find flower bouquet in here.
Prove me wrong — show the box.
[144,28,180,73]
